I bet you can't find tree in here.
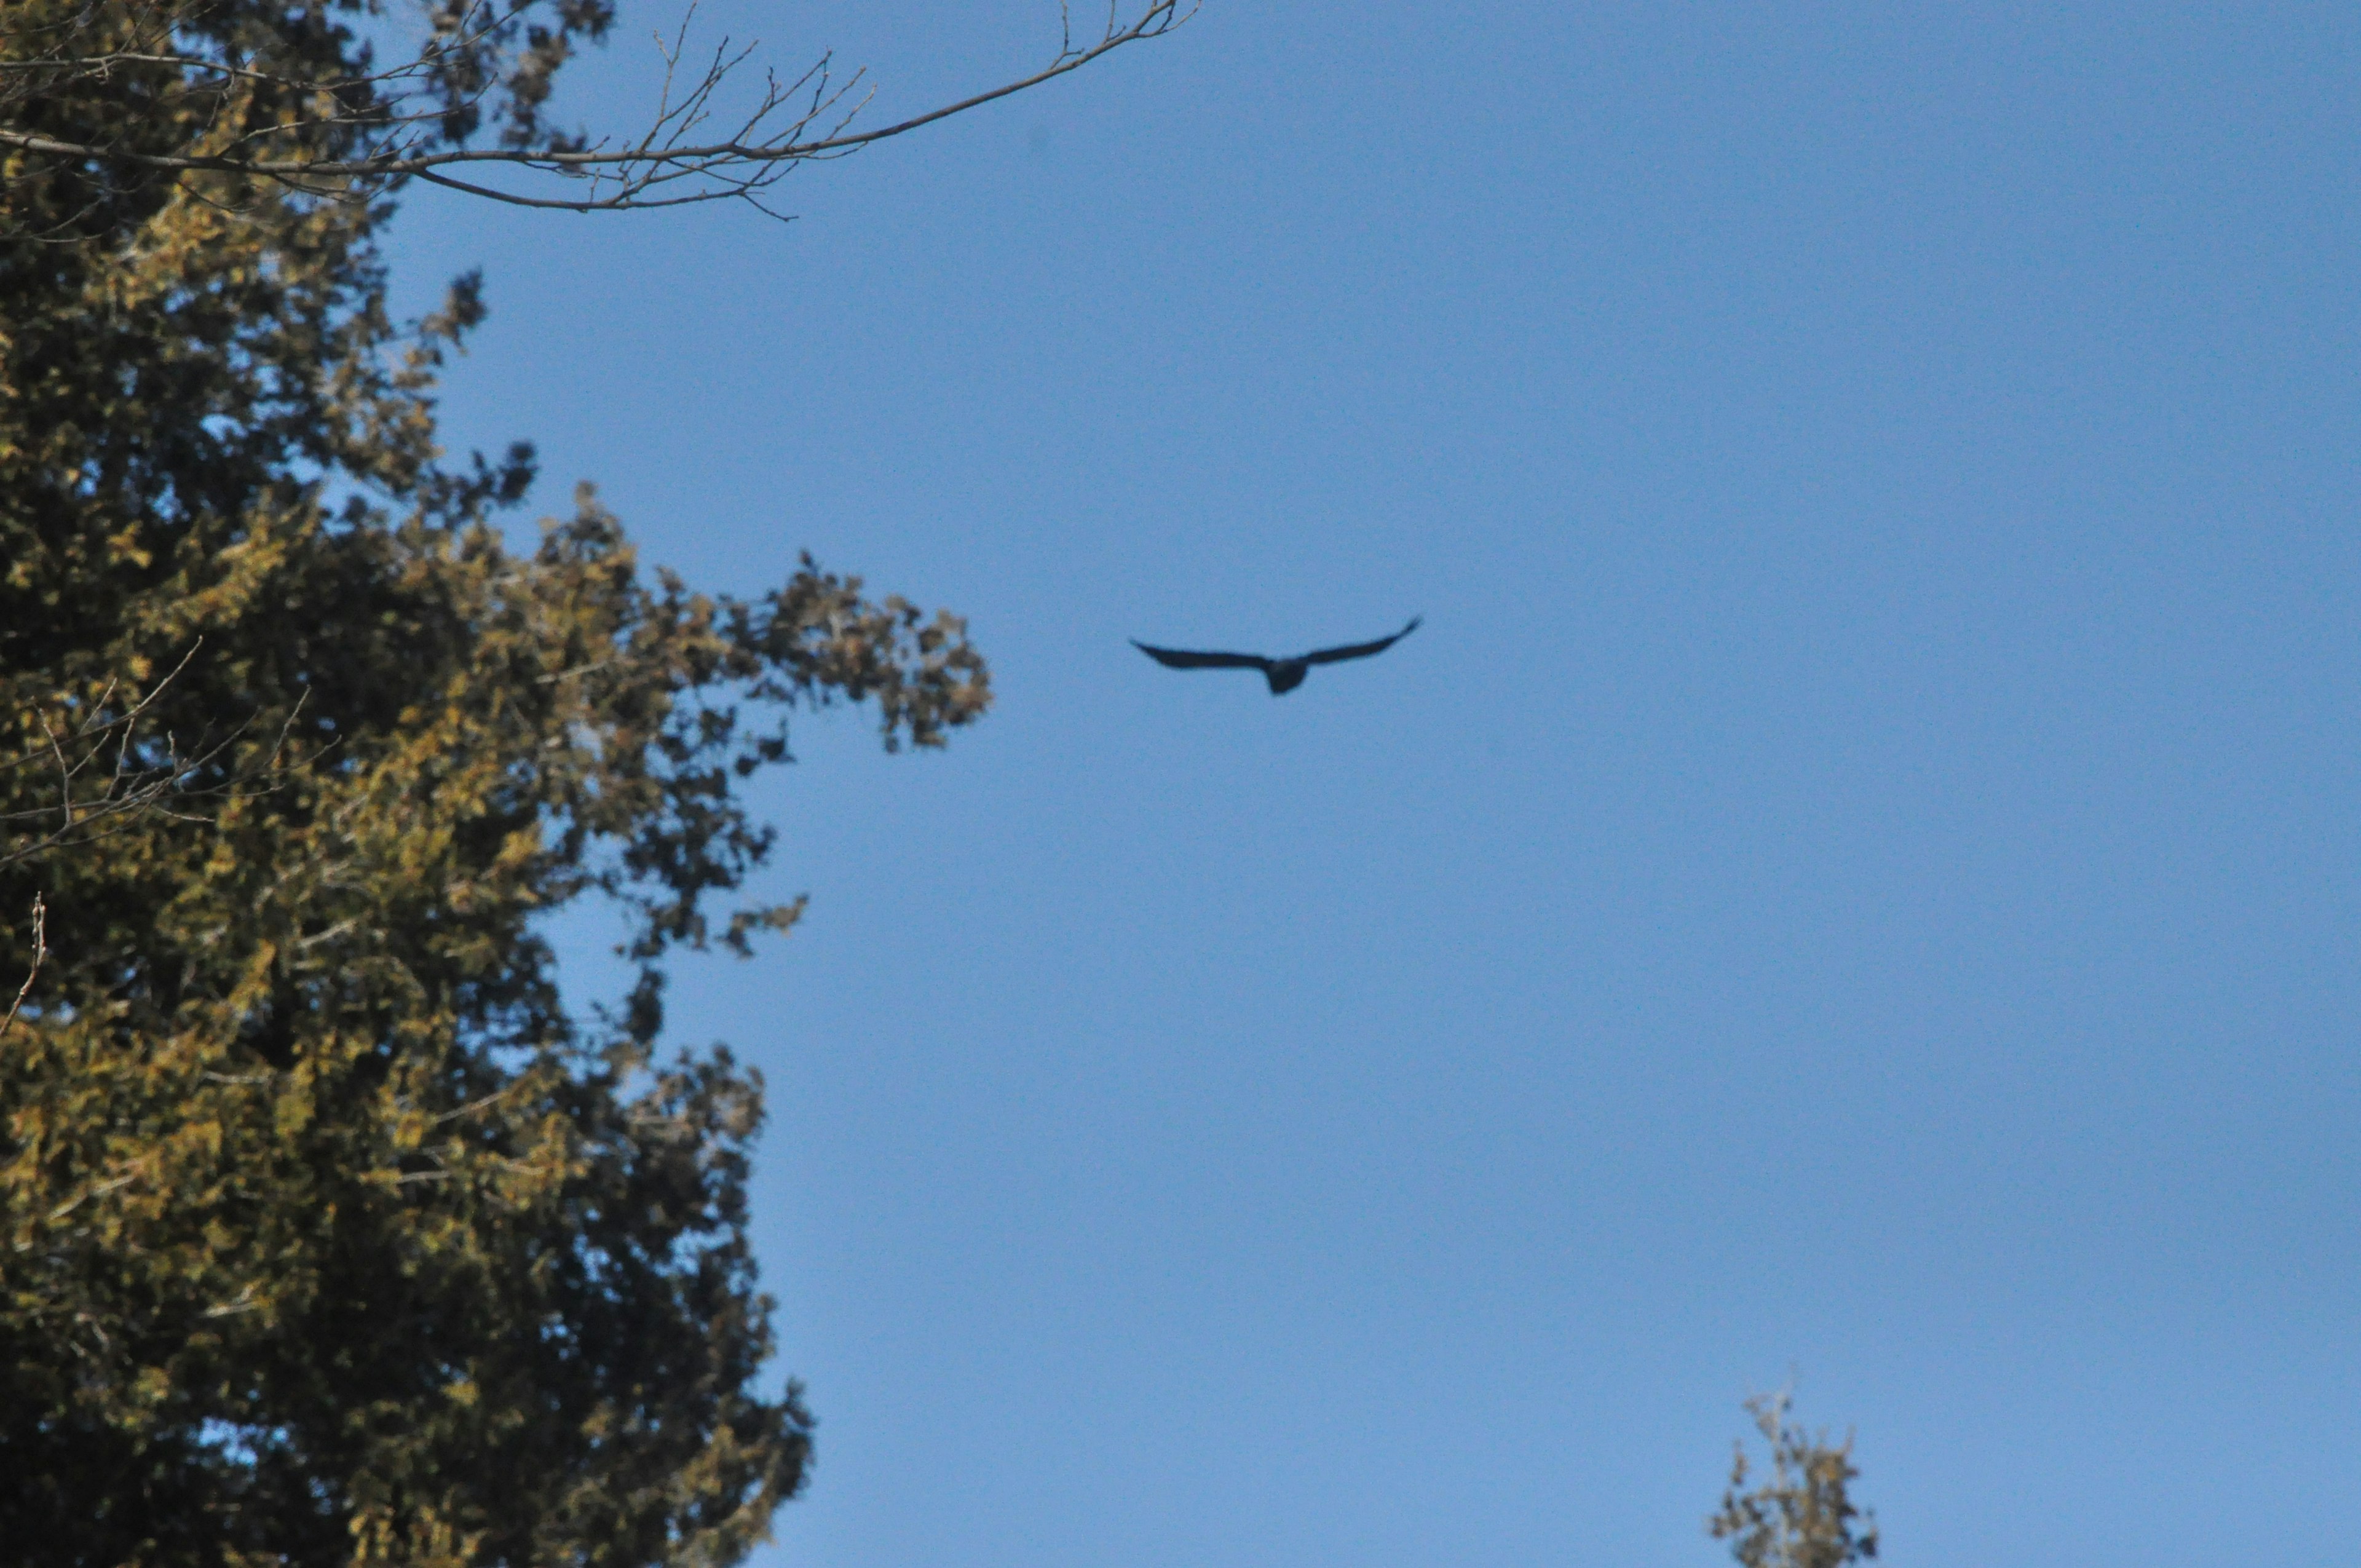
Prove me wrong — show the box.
[1708,1390,1881,1568]
[0,0,1086,1560]
[1,0,1188,218]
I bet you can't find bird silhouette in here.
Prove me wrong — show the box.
[1131,616,1422,695]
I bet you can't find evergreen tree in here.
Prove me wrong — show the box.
[2,3,991,1560]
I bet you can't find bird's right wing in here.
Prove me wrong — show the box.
[1300,616,1423,667]
[1131,640,1273,671]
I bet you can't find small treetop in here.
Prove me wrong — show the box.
[1708,1389,1880,1568]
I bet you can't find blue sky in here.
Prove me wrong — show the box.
[383,4,2360,1563]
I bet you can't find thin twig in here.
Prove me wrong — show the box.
[2,652,315,873]
[0,892,47,1042]
[1,0,1195,218]
[44,1166,138,1224]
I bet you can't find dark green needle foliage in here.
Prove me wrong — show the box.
[2,4,988,1562]
[1708,1391,1880,1568]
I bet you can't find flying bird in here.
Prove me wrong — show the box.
[1131,616,1423,695]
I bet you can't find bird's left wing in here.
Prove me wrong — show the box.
[1299,616,1423,666]
[1131,640,1272,671]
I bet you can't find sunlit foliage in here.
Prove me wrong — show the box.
[1,4,987,1561]
[1709,1390,1880,1568]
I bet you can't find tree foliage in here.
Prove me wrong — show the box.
[1,2,999,1561]
[1709,1390,1880,1568]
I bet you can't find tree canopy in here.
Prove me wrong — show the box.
[0,2,1013,1561]
[1709,1390,1881,1568]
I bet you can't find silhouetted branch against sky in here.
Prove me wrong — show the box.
[0,0,1195,216]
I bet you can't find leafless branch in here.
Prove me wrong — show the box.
[44,1166,140,1224]
[0,892,47,1043]
[1,0,1195,219]
[1,644,317,873]
[429,1077,536,1126]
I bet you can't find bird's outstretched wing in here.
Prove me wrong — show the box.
[1131,640,1273,672]
[1300,616,1423,667]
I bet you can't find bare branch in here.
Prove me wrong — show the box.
[44,1166,140,1225]
[1,646,317,874]
[0,892,46,1043]
[1,0,1195,220]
